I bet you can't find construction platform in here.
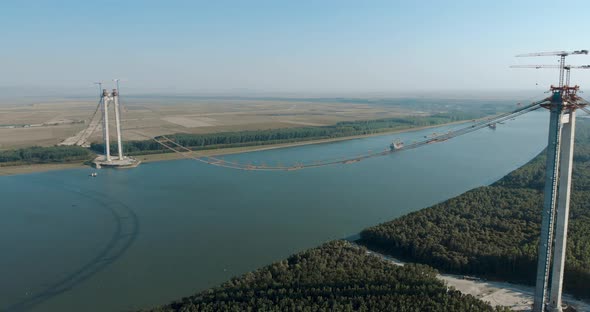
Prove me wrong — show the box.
[92,155,141,169]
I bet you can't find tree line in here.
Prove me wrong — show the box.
[144,241,510,312]
[93,112,484,155]
[359,119,590,299]
[0,146,94,166]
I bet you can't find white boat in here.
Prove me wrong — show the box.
[390,140,404,151]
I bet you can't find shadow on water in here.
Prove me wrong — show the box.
[2,184,140,312]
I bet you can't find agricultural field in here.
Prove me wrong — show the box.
[0,96,423,150]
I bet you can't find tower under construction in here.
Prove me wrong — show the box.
[92,85,140,169]
[514,50,588,312]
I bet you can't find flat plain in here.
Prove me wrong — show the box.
[0,96,423,150]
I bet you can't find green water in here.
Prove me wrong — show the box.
[0,111,549,311]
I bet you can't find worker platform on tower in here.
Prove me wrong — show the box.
[92,155,140,169]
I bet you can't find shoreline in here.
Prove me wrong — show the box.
[136,119,471,163]
[0,119,470,177]
[343,236,589,311]
[358,244,590,311]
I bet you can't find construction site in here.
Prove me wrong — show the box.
[1,50,589,312]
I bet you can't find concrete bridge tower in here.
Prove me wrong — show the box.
[92,84,140,169]
[514,50,588,312]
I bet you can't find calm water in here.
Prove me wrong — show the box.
[0,111,550,312]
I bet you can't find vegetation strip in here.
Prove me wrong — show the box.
[0,145,94,167]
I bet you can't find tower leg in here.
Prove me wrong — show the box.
[533,101,563,312]
[113,90,123,160]
[548,111,576,312]
[102,90,112,162]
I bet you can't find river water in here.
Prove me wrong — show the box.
[0,111,550,312]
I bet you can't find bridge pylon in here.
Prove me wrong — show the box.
[92,83,140,169]
[514,50,588,312]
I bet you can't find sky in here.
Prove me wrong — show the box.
[1,0,589,96]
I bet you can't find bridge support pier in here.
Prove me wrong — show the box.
[533,95,563,312]
[102,89,112,162]
[548,111,576,312]
[113,89,124,160]
[92,87,140,169]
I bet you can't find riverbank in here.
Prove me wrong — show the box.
[344,232,590,310]
[0,162,86,176]
[362,246,590,311]
[0,119,471,176]
[144,240,507,312]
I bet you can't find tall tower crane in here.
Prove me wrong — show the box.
[513,50,588,312]
[516,50,588,88]
[510,64,590,87]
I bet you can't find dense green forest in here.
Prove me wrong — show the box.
[144,241,509,312]
[92,112,484,155]
[0,146,94,166]
[359,119,590,299]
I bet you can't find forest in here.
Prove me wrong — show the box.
[92,112,483,156]
[0,145,94,166]
[359,119,590,299]
[144,241,510,312]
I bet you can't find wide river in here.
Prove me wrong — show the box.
[0,111,550,312]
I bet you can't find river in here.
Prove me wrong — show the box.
[0,111,550,312]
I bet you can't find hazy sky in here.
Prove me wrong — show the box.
[1,0,589,95]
